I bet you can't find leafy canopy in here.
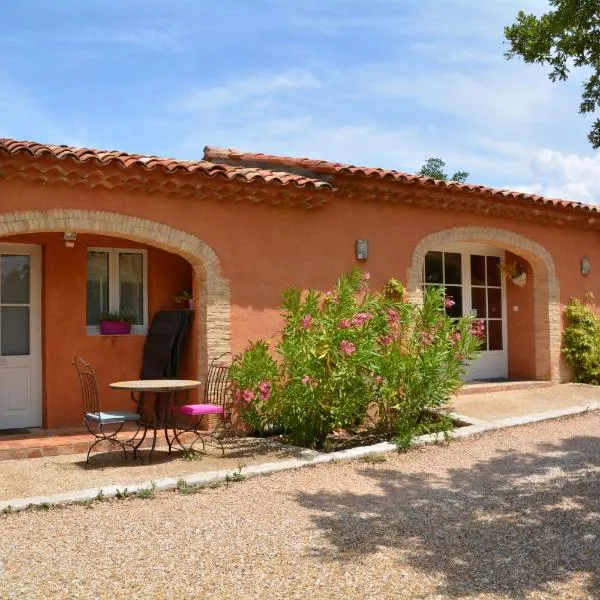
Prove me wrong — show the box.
[505,0,600,148]
[417,157,469,183]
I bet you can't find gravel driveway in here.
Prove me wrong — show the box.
[1,412,600,599]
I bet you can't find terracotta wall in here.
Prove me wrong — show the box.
[3,233,194,428]
[1,170,599,425]
[505,252,536,379]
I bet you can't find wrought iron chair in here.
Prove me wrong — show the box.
[167,353,232,456]
[73,356,148,463]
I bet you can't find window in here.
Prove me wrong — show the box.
[86,248,147,334]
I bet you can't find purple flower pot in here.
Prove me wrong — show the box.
[100,321,131,335]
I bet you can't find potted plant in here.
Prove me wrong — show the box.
[500,261,527,287]
[175,290,193,310]
[99,312,134,335]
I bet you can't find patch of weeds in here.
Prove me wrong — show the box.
[115,488,130,500]
[135,482,157,500]
[95,489,106,502]
[225,462,246,483]
[177,479,190,495]
[395,431,414,452]
[181,449,204,462]
[1,505,13,515]
[37,502,52,511]
[362,453,387,464]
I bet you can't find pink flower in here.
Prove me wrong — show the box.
[351,312,373,327]
[301,375,317,388]
[241,389,255,402]
[301,314,312,329]
[340,340,356,355]
[450,331,461,346]
[470,320,486,340]
[301,375,311,385]
[444,296,456,309]
[379,334,393,346]
[375,375,383,384]
[258,381,272,401]
[338,319,352,329]
[420,331,434,347]
[363,272,371,281]
[387,308,399,325]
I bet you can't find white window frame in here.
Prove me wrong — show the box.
[86,247,148,336]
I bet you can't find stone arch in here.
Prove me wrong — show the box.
[0,208,231,374]
[406,227,560,382]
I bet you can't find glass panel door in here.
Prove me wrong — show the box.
[0,255,30,356]
[424,251,462,318]
[470,254,503,352]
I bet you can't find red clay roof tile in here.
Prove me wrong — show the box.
[0,138,333,190]
[203,146,600,214]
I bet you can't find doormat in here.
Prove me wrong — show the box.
[0,428,30,436]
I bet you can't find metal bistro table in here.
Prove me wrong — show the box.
[109,379,202,460]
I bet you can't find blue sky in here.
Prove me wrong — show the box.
[2,0,599,202]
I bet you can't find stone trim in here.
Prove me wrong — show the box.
[406,227,561,382]
[0,208,231,374]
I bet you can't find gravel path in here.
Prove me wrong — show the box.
[2,413,600,599]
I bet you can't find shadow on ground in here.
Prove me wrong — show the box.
[295,436,600,598]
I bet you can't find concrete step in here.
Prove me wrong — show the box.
[457,380,554,396]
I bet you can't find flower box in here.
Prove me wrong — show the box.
[100,320,132,335]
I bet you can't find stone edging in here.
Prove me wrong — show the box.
[2,402,599,513]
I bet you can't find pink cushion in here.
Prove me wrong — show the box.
[172,403,224,416]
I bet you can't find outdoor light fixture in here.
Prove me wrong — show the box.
[63,232,77,248]
[581,256,591,275]
[356,239,368,261]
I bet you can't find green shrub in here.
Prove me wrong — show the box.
[562,298,600,383]
[230,269,482,450]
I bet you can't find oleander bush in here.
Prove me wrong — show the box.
[562,297,600,384]
[230,269,483,450]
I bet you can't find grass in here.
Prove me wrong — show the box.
[362,453,387,464]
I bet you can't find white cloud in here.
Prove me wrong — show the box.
[179,72,323,111]
[518,149,600,203]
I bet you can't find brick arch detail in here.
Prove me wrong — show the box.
[0,208,231,372]
[406,227,560,382]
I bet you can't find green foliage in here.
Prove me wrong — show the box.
[417,157,469,183]
[505,1,600,148]
[98,311,135,325]
[362,453,387,464]
[180,449,204,461]
[231,269,482,450]
[562,298,600,383]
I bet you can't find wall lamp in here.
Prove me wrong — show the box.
[63,232,77,248]
[581,256,591,275]
[356,240,368,261]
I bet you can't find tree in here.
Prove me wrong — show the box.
[417,157,469,183]
[505,1,600,148]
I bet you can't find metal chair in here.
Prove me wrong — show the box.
[73,356,148,463]
[167,353,232,456]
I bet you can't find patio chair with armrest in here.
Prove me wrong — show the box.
[167,352,233,456]
[73,356,148,463]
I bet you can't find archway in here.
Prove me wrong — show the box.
[0,208,231,376]
[406,227,560,382]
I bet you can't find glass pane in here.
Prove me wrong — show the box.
[444,253,462,285]
[1,255,29,304]
[445,285,462,319]
[471,287,487,318]
[488,320,503,351]
[86,252,109,326]
[424,251,443,284]
[119,253,144,325]
[1,306,29,355]
[487,256,501,287]
[470,255,486,286]
[488,288,502,318]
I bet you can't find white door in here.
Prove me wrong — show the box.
[0,245,42,428]
[424,243,507,381]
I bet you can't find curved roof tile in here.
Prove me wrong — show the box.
[204,146,600,214]
[0,138,332,190]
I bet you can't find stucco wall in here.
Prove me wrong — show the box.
[0,171,598,425]
[3,232,194,428]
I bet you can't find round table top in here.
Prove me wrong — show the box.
[109,379,202,392]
